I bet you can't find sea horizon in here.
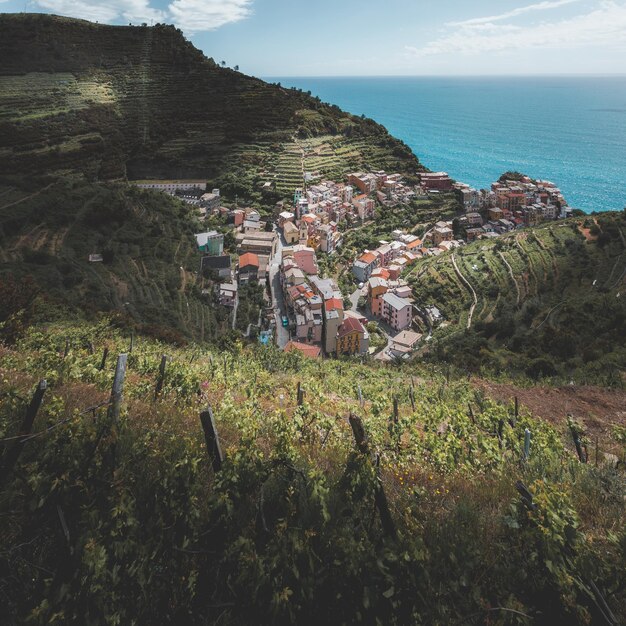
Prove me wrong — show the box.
[267,75,626,214]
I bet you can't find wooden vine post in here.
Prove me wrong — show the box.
[108,354,128,422]
[200,406,223,473]
[99,347,109,371]
[296,381,305,406]
[0,379,47,484]
[154,355,168,400]
[348,413,396,539]
[523,428,531,461]
[567,415,588,463]
[467,402,476,424]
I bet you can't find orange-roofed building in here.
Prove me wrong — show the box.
[238,252,259,283]
[323,297,345,355]
[371,267,391,280]
[284,341,321,358]
[324,297,344,312]
[352,250,380,283]
[406,239,423,251]
[239,252,259,268]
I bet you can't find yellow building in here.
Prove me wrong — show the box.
[283,220,300,244]
[336,317,365,356]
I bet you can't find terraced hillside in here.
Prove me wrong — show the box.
[0,179,231,343]
[0,13,421,190]
[1,321,624,624]
[409,213,626,381]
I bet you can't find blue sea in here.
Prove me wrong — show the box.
[269,76,626,213]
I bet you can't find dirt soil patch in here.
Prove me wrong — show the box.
[473,379,626,448]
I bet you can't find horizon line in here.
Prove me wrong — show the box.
[262,73,626,79]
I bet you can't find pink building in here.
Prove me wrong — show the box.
[382,292,412,331]
[291,245,318,275]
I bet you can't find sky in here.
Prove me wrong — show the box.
[2,0,626,76]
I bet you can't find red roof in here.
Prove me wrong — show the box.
[372,268,391,279]
[284,341,321,358]
[336,317,364,339]
[358,252,377,264]
[324,297,344,312]
[239,252,259,268]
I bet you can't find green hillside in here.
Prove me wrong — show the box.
[0,13,421,193]
[409,213,626,383]
[0,179,234,343]
[1,321,624,625]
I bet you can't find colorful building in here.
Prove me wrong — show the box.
[382,292,412,331]
[336,317,368,356]
[195,231,224,256]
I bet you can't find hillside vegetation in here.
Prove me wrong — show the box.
[409,212,626,383]
[0,13,421,194]
[0,179,233,343]
[0,321,625,625]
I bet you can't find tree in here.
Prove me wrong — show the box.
[220,60,226,67]
[234,65,239,71]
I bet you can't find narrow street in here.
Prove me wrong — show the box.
[269,227,290,348]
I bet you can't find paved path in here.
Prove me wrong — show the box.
[498,251,520,306]
[348,286,365,312]
[231,292,239,330]
[452,253,478,329]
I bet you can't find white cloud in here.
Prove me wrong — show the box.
[35,0,165,23]
[406,1,626,58]
[168,0,253,31]
[32,0,254,30]
[448,0,581,27]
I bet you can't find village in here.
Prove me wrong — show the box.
[134,167,574,361]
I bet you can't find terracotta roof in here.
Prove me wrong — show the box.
[372,268,391,279]
[336,317,364,339]
[239,252,259,268]
[324,297,344,312]
[301,214,317,223]
[358,252,377,264]
[406,239,423,250]
[284,341,321,358]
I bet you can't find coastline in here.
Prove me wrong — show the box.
[268,75,626,214]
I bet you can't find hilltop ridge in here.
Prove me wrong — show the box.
[0,13,421,189]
